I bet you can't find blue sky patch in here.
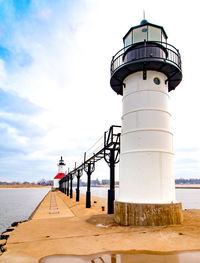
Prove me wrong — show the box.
[0,46,12,62]
[12,0,31,13]
[0,88,40,114]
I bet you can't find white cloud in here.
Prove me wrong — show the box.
[1,0,200,181]
[0,59,7,86]
[33,8,52,20]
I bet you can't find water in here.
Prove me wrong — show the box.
[0,188,50,235]
[1,187,198,236]
[176,188,200,209]
[40,251,200,263]
[80,187,200,209]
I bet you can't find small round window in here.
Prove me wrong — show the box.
[154,77,160,85]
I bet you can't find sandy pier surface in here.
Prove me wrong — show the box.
[1,190,200,263]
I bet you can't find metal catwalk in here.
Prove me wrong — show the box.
[59,125,121,214]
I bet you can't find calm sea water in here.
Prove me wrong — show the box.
[0,188,50,235]
[80,187,200,210]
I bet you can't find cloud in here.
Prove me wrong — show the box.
[0,88,40,114]
[0,0,199,183]
[0,87,47,180]
[0,156,55,182]
[33,8,52,20]
[0,59,7,85]
[0,176,10,182]
[174,148,200,179]
[0,46,33,72]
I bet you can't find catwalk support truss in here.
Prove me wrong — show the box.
[59,125,121,214]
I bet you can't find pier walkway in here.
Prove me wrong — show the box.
[1,190,200,263]
[31,191,75,219]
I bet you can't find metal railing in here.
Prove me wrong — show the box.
[110,41,182,76]
[67,125,121,174]
[59,125,121,213]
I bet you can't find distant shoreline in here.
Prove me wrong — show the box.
[0,184,51,188]
[175,185,200,189]
[1,184,200,189]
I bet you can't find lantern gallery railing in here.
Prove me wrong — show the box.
[59,125,121,214]
[111,41,182,75]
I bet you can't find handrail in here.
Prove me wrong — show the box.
[59,125,121,182]
[110,41,182,76]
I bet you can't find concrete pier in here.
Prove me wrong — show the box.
[1,191,200,263]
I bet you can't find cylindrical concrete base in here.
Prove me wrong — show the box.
[114,201,183,226]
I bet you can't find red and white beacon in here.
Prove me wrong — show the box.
[53,156,66,189]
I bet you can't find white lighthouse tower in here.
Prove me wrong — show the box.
[53,156,66,189]
[110,19,183,225]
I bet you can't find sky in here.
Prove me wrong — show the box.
[0,0,200,182]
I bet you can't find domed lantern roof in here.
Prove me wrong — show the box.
[123,20,168,48]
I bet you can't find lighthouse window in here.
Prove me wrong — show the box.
[161,31,167,43]
[154,77,160,85]
[124,31,132,48]
[148,26,161,42]
[133,26,147,43]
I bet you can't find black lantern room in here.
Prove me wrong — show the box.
[110,20,182,95]
[58,156,65,166]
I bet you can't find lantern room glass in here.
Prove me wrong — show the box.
[133,26,148,43]
[124,25,166,48]
[124,31,132,48]
[148,26,161,41]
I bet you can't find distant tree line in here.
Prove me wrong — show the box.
[175,178,200,184]
[75,178,119,187]
[0,179,53,186]
[37,179,53,186]
[1,178,200,186]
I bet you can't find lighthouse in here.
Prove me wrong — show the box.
[53,156,66,189]
[110,19,183,225]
